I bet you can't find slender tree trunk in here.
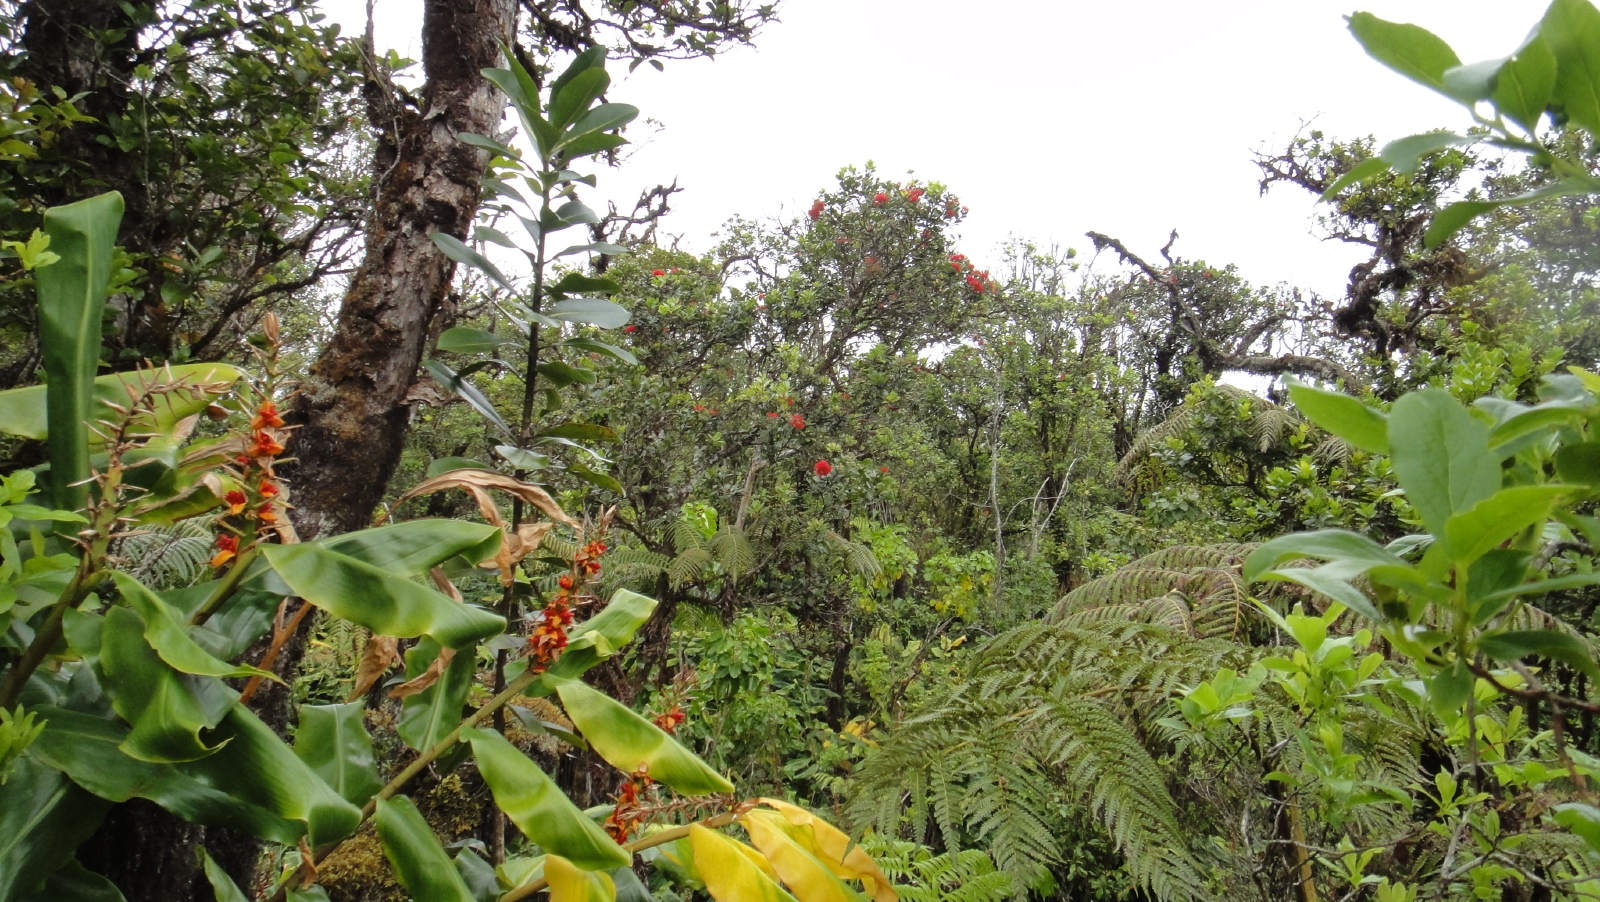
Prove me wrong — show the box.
[288,0,516,541]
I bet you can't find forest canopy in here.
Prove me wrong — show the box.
[6,2,1600,902]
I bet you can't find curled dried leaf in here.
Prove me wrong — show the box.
[389,646,455,699]
[346,635,402,702]
[393,468,577,528]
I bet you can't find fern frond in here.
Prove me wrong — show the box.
[710,524,755,580]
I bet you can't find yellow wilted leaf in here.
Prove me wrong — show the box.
[546,854,615,902]
[757,800,897,902]
[690,825,796,902]
[743,811,866,902]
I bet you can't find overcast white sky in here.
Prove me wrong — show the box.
[323,0,1550,300]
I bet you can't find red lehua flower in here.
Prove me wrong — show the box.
[881,466,889,474]
[251,402,285,430]
[224,490,248,514]
[789,413,805,429]
[652,269,665,276]
[767,411,780,418]
[907,187,925,202]
[813,459,833,477]
[872,192,888,204]
[807,199,825,221]
[624,324,637,333]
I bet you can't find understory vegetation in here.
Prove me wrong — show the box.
[8,2,1600,902]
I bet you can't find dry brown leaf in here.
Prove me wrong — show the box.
[480,521,554,572]
[392,469,577,528]
[429,566,463,602]
[345,635,401,702]
[388,646,455,699]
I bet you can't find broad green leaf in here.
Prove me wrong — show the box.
[1542,0,1600,136]
[559,103,639,150]
[431,232,514,293]
[548,298,631,329]
[1556,803,1600,854]
[1556,442,1600,487]
[1485,401,1586,452]
[1256,566,1383,623]
[497,444,551,470]
[1442,485,1566,564]
[690,825,798,902]
[113,573,276,681]
[1427,659,1474,718]
[1380,130,1474,175]
[556,241,629,259]
[561,132,627,159]
[295,703,383,806]
[37,192,123,510]
[757,799,896,902]
[548,47,607,113]
[476,226,518,248]
[0,755,109,902]
[1466,549,1533,625]
[1242,529,1404,581]
[200,847,251,902]
[1285,379,1387,453]
[562,337,637,365]
[428,456,489,477]
[1425,178,1594,249]
[179,704,362,846]
[462,727,630,870]
[549,68,609,129]
[314,519,504,575]
[439,326,511,355]
[456,849,499,902]
[375,796,478,902]
[398,637,476,752]
[569,464,624,495]
[555,680,733,794]
[28,706,304,845]
[553,200,601,226]
[1347,12,1462,94]
[1441,58,1505,103]
[456,131,520,159]
[610,867,653,902]
[426,359,514,438]
[17,858,126,902]
[1387,388,1501,536]
[538,361,598,387]
[540,589,658,685]
[262,544,505,649]
[547,855,617,902]
[550,272,622,297]
[1495,34,1557,132]
[1478,629,1600,682]
[0,363,244,444]
[100,606,234,763]
[743,811,867,902]
[1320,156,1391,199]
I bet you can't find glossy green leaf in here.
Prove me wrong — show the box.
[1542,0,1600,136]
[549,68,608,129]
[1242,529,1404,582]
[179,704,362,847]
[314,519,504,575]
[0,755,109,902]
[456,131,520,159]
[562,337,638,366]
[398,638,475,752]
[261,543,505,648]
[17,859,125,902]
[561,132,627,159]
[1485,400,1586,452]
[1556,803,1600,854]
[546,855,616,902]
[548,298,631,329]
[550,272,622,297]
[569,464,624,495]
[1466,549,1533,625]
[690,825,797,902]
[1478,629,1600,682]
[1441,58,1504,104]
[1285,379,1387,453]
[456,849,498,902]
[555,241,629,259]
[1556,442,1600,487]
[439,326,511,355]
[1442,485,1566,565]
[548,47,607,112]
[1347,12,1462,94]
[1380,130,1474,176]
[1495,33,1557,132]
[463,727,629,870]
[28,705,304,845]
[496,444,551,471]
[538,361,598,387]
[425,359,514,438]
[295,703,383,806]
[1258,566,1383,623]
[1319,156,1392,199]
[1425,178,1593,249]
[432,231,514,293]
[1387,388,1501,537]
[100,606,234,763]
[1427,659,1474,718]
[559,103,639,149]
[113,573,276,681]
[0,363,245,445]
[553,200,601,227]
[743,811,867,902]
[37,192,123,510]
[200,847,251,902]
[375,796,478,902]
[555,679,733,794]
[541,589,657,685]
[428,456,490,477]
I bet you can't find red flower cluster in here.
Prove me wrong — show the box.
[906,187,925,202]
[948,254,991,293]
[211,533,239,567]
[603,769,653,844]
[651,269,666,276]
[813,459,832,477]
[789,413,805,429]
[651,705,686,733]
[624,324,637,333]
[872,192,888,205]
[528,538,607,672]
[808,199,825,221]
[215,398,289,567]
[767,411,780,418]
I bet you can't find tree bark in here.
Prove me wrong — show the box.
[288,0,516,541]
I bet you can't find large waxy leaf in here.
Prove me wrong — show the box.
[562,337,637,365]
[179,704,362,847]
[549,67,609,130]
[757,799,897,902]
[1285,379,1387,454]
[1442,485,1566,565]
[99,606,235,763]
[314,519,504,575]
[425,359,514,438]
[743,811,866,902]
[1542,0,1600,136]
[1242,529,1406,582]
[1346,12,1462,95]
[37,192,123,511]
[0,755,110,902]
[1387,388,1501,537]
[17,859,126,902]
[200,848,251,902]
[463,727,630,870]
[546,855,616,902]
[439,326,512,355]
[540,589,657,685]
[547,298,630,329]
[113,573,276,681]
[375,796,478,902]
[432,231,514,293]
[295,703,383,807]
[28,706,304,845]
[689,825,798,902]
[1477,630,1600,682]
[561,103,638,147]
[0,363,244,445]
[397,637,475,752]
[1495,33,1557,133]
[555,679,733,794]
[261,544,504,649]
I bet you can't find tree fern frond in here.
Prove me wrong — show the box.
[710,524,755,580]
